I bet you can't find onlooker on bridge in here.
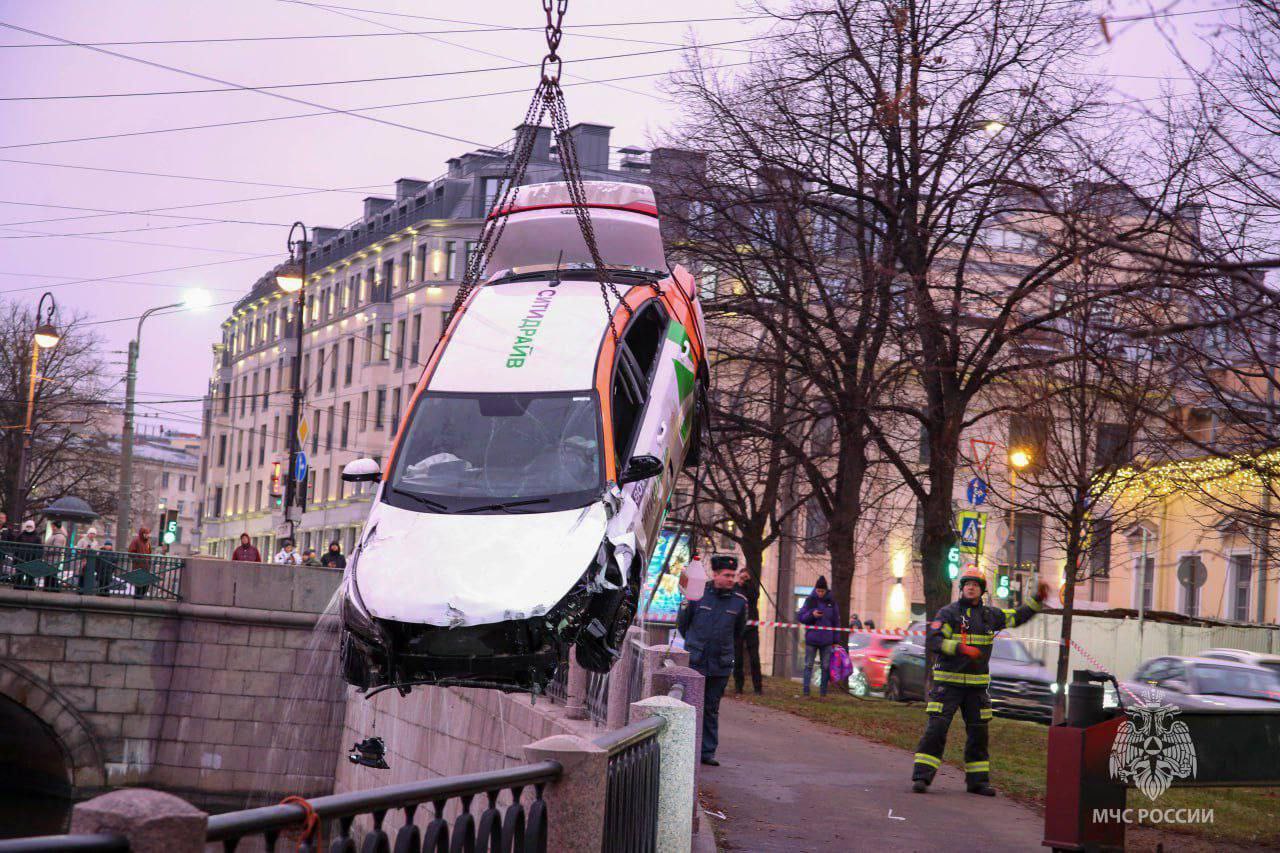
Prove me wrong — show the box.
[274,539,301,565]
[0,511,11,541]
[302,548,322,566]
[46,520,67,549]
[13,520,42,588]
[677,558,747,767]
[321,540,347,569]
[77,527,109,595]
[798,575,841,698]
[231,532,261,562]
[127,526,152,598]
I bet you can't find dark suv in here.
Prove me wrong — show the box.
[884,631,1056,723]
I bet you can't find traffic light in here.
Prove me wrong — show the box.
[994,565,1011,600]
[270,460,283,497]
[947,543,961,580]
[158,509,180,545]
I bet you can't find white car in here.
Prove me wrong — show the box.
[1198,647,1280,679]
[337,181,709,694]
[1122,656,1280,710]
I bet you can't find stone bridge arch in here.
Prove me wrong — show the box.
[0,660,106,792]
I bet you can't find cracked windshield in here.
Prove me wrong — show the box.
[388,392,601,512]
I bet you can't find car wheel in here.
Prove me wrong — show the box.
[885,671,904,702]
[848,667,869,697]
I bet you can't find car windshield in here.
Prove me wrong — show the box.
[992,638,1035,663]
[1192,664,1280,701]
[385,391,602,513]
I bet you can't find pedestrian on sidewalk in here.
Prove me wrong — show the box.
[677,557,747,767]
[274,539,301,565]
[911,566,1048,797]
[849,612,863,631]
[231,533,261,562]
[320,540,347,569]
[798,575,840,697]
[731,560,763,695]
[13,520,40,588]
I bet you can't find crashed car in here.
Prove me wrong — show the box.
[337,181,708,694]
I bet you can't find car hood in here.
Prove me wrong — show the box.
[351,498,609,626]
[989,658,1054,683]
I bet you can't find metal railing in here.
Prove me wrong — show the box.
[205,762,557,852]
[0,836,128,852]
[595,716,664,853]
[0,543,184,601]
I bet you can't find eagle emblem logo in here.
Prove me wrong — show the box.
[1109,688,1197,800]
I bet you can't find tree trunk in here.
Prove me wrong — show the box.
[1054,540,1081,725]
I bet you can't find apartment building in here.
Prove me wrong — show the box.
[197,123,680,559]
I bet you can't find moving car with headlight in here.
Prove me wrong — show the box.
[846,632,901,696]
[337,181,708,694]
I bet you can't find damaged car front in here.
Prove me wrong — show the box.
[337,388,650,694]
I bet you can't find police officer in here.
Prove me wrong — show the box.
[911,566,1047,796]
[678,557,748,766]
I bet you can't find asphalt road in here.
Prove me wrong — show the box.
[700,698,1046,852]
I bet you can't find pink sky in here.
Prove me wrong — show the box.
[0,0,1228,432]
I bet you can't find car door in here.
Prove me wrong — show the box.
[610,300,674,553]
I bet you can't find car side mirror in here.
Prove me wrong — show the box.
[618,454,663,485]
[342,458,382,483]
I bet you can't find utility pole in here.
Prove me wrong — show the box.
[1259,322,1276,624]
[276,223,310,543]
[116,301,187,546]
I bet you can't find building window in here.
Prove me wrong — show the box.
[345,338,355,385]
[326,406,335,451]
[341,402,351,448]
[311,411,320,454]
[1008,414,1048,473]
[314,351,323,394]
[162,472,170,488]
[391,388,402,432]
[321,469,331,505]
[364,324,375,363]
[410,313,423,365]
[245,430,253,470]
[359,392,369,432]
[1133,553,1155,612]
[400,251,411,285]
[273,415,280,450]
[329,344,339,389]
[481,177,509,213]
[232,485,240,516]
[178,475,186,491]
[395,319,407,370]
[218,434,227,466]
[254,481,263,512]
[374,388,387,430]
[221,382,231,415]
[345,278,356,308]
[1230,554,1252,622]
[445,241,458,279]
[803,498,827,554]
[1096,423,1132,469]
[379,323,392,361]
[213,486,223,517]
[262,368,271,409]
[465,240,479,274]
[416,244,428,281]
[302,355,310,395]
[382,259,394,298]
[259,425,267,465]
[250,373,258,414]
[1012,512,1042,572]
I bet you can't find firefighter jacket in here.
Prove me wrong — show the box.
[924,595,1043,687]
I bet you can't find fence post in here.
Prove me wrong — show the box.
[631,696,696,853]
[651,664,705,832]
[523,734,609,853]
[564,653,589,720]
[606,626,644,729]
[70,788,207,853]
[638,644,690,700]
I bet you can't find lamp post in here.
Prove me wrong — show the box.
[9,292,60,524]
[1007,446,1032,601]
[276,222,309,542]
[115,289,211,546]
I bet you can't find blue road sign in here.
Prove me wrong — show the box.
[294,451,308,483]
[966,476,988,506]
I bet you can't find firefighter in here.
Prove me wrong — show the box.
[910,566,1048,796]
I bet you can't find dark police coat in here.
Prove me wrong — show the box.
[677,582,748,678]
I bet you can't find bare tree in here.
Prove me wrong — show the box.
[0,303,119,521]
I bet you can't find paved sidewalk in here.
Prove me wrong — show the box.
[700,698,1046,852]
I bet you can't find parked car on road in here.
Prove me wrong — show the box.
[1198,648,1280,678]
[884,634,1057,723]
[846,632,901,696]
[1122,656,1280,710]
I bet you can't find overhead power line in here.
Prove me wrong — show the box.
[0,157,386,195]
[0,35,769,101]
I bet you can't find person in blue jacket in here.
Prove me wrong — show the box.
[677,559,748,766]
[798,575,841,697]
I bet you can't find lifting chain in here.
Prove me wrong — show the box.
[449,0,633,343]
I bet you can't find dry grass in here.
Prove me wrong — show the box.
[735,677,1280,848]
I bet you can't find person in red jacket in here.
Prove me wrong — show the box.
[231,532,261,562]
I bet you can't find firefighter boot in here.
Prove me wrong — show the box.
[967,783,996,796]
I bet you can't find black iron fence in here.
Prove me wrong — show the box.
[0,543,183,601]
[205,762,557,852]
[596,716,664,853]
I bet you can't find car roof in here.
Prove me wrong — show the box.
[1201,648,1280,661]
[1181,656,1272,670]
[430,279,626,393]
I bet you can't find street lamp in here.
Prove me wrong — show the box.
[9,293,60,524]
[115,289,211,545]
[1008,448,1031,470]
[279,222,309,541]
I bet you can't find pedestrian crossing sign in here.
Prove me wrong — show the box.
[956,510,986,555]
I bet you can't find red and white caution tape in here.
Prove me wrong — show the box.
[645,615,924,636]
